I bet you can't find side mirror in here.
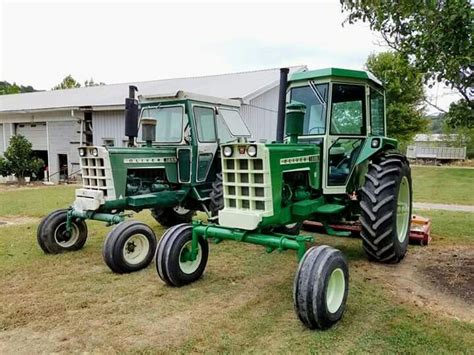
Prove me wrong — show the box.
[141,118,156,146]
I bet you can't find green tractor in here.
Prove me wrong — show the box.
[154,68,413,330]
[37,89,251,273]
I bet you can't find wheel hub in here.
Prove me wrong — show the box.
[326,268,345,314]
[179,241,202,274]
[54,222,79,247]
[122,234,150,265]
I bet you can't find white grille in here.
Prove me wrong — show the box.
[221,144,272,214]
[79,147,116,200]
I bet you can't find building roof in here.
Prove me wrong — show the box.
[414,134,459,142]
[289,67,383,87]
[0,66,306,113]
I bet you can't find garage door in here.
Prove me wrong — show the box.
[16,122,47,150]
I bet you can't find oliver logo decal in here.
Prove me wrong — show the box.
[124,157,177,164]
[280,154,319,165]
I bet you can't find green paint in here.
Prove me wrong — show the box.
[192,221,313,260]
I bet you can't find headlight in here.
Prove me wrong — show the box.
[92,148,99,157]
[79,148,86,157]
[223,146,233,157]
[247,145,257,157]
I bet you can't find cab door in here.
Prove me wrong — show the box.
[193,105,218,182]
[324,83,367,193]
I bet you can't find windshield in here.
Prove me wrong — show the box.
[140,106,183,143]
[219,109,251,136]
[289,83,328,135]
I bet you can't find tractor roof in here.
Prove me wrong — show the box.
[289,67,383,87]
[139,90,241,107]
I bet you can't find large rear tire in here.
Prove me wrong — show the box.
[151,206,196,227]
[360,152,412,263]
[102,220,157,274]
[293,245,349,330]
[155,223,209,287]
[209,173,224,217]
[37,209,88,254]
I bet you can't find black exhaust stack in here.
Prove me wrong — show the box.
[125,85,139,147]
[276,68,289,142]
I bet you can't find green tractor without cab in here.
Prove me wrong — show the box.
[37,89,251,273]
[155,68,413,330]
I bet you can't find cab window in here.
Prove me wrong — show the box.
[289,83,328,135]
[194,106,216,142]
[370,88,385,136]
[330,84,366,135]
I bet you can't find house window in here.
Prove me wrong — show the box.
[103,138,115,147]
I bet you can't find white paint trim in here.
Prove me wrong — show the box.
[46,121,51,182]
[140,91,241,108]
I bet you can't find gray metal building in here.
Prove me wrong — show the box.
[0,66,306,182]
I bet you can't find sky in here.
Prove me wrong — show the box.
[0,0,460,113]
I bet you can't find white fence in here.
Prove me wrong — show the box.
[406,145,467,160]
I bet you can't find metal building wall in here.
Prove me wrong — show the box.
[92,110,126,147]
[47,120,82,181]
[0,111,82,183]
[0,124,4,155]
[240,85,279,142]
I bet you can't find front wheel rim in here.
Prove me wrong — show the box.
[396,176,411,243]
[123,234,150,265]
[174,206,190,215]
[54,222,79,248]
[326,268,345,314]
[179,241,202,274]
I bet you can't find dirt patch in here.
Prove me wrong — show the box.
[355,245,474,323]
[0,216,39,226]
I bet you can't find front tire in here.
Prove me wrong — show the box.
[102,220,157,273]
[293,245,349,330]
[37,209,88,254]
[360,152,412,263]
[155,223,209,287]
[151,206,196,227]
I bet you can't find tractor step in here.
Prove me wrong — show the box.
[291,198,346,216]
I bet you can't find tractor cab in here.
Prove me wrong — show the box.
[136,91,251,185]
[286,68,395,194]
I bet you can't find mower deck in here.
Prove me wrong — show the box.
[302,215,432,245]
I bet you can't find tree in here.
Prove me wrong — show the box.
[84,78,106,87]
[365,51,428,144]
[0,81,36,95]
[52,75,81,90]
[341,0,473,108]
[0,135,44,183]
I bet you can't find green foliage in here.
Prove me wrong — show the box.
[84,78,106,87]
[52,75,81,90]
[0,135,44,182]
[342,0,473,105]
[365,51,428,143]
[427,114,445,133]
[0,81,36,95]
[445,99,473,129]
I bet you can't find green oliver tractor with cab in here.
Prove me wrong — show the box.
[37,89,251,273]
[154,68,412,330]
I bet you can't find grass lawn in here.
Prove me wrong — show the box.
[0,185,473,353]
[411,166,474,205]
